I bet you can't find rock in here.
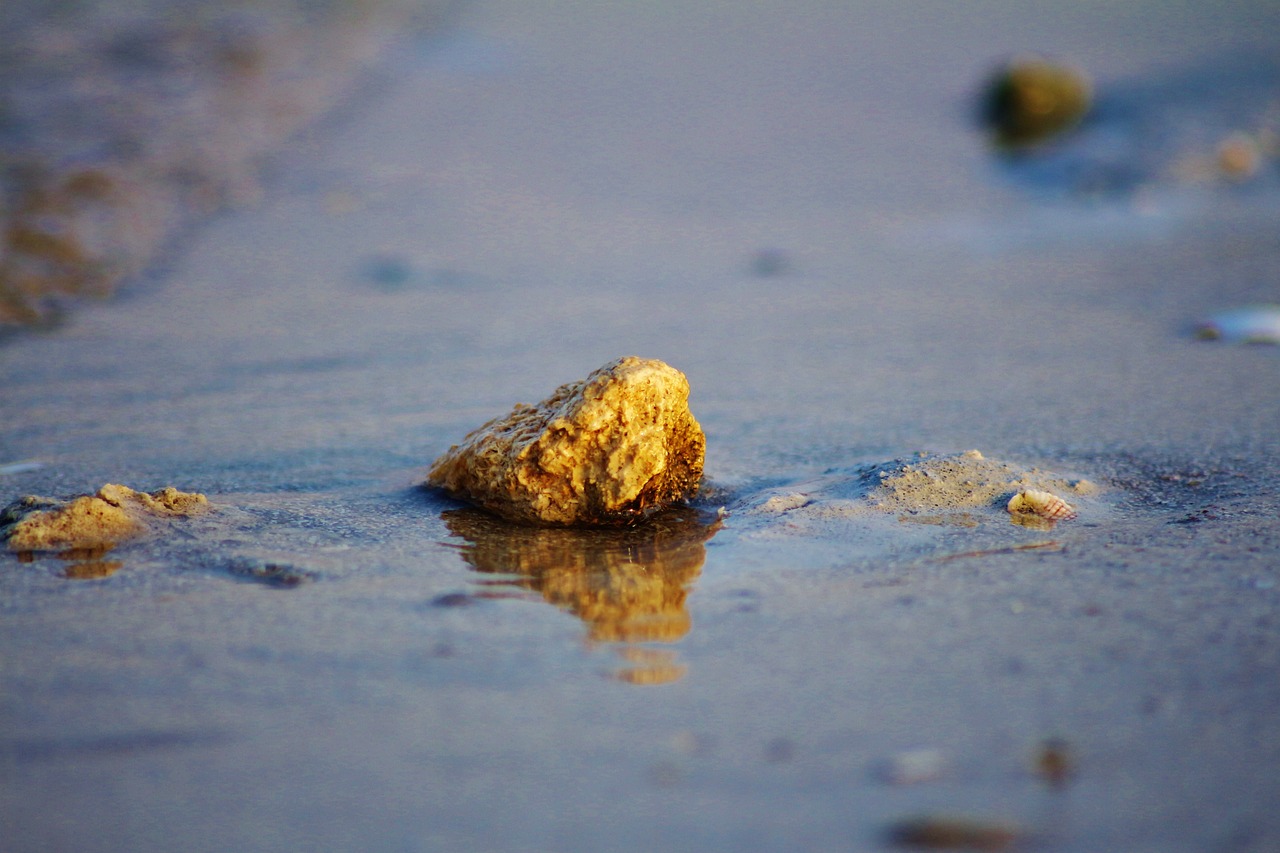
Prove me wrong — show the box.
[980,55,1092,150]
[427,357,705,526]
[2,484,209,551]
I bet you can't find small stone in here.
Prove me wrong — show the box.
[1034,737,1075,787]
[427,357,705,526]
[980,55,1092,150]
[225,558,315,588]
[2,484,209,552]
[886,816,1022,850]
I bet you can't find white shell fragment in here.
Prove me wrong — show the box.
[877,748,948,786]
[1195,305,1280,345]
[1007,489,1077,521]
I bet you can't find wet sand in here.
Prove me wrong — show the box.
[2,2,1280,851]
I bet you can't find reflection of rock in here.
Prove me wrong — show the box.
[15,545,124,579]
[2,484,209,551]
[612,647,687,685]
[443,506,718,649]
[59,548,124,580]
[427,357,705,526]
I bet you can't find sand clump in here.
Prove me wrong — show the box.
[867,450,1095,513]
[737,450,1097,531]
[1,484,209,552]
[427,357,705,526]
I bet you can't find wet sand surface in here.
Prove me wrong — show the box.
[3,2,1280,851]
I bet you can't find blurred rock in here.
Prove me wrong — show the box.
[980,55,1092,150]
[1034,737,1075,787]
[1216,131,1264,181]
[428,357,705,526]
[224,556,315,588]
[986,51,1280,197]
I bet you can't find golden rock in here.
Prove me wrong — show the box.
[2,484,209,552]
[427,357,705,526]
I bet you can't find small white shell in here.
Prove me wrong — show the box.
[1195,305,1280,345]
[878,748,948,786]
[1007,489,1077,521]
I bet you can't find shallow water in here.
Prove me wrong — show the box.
[3,2,1280,851]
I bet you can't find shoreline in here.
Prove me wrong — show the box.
[0,0,454,326]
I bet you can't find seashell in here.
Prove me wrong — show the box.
[1195,305,1280,345]
[877,748,948,786]
[1007,489,1077,521]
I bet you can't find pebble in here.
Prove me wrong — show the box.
[2,484,209,552]
[980,55,1092,150]
[427,357,705,526]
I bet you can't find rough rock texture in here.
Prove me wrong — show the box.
[427,357,705,526]
[1,484,209,551]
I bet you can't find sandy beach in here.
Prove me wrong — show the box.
[2,2,1279,851]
